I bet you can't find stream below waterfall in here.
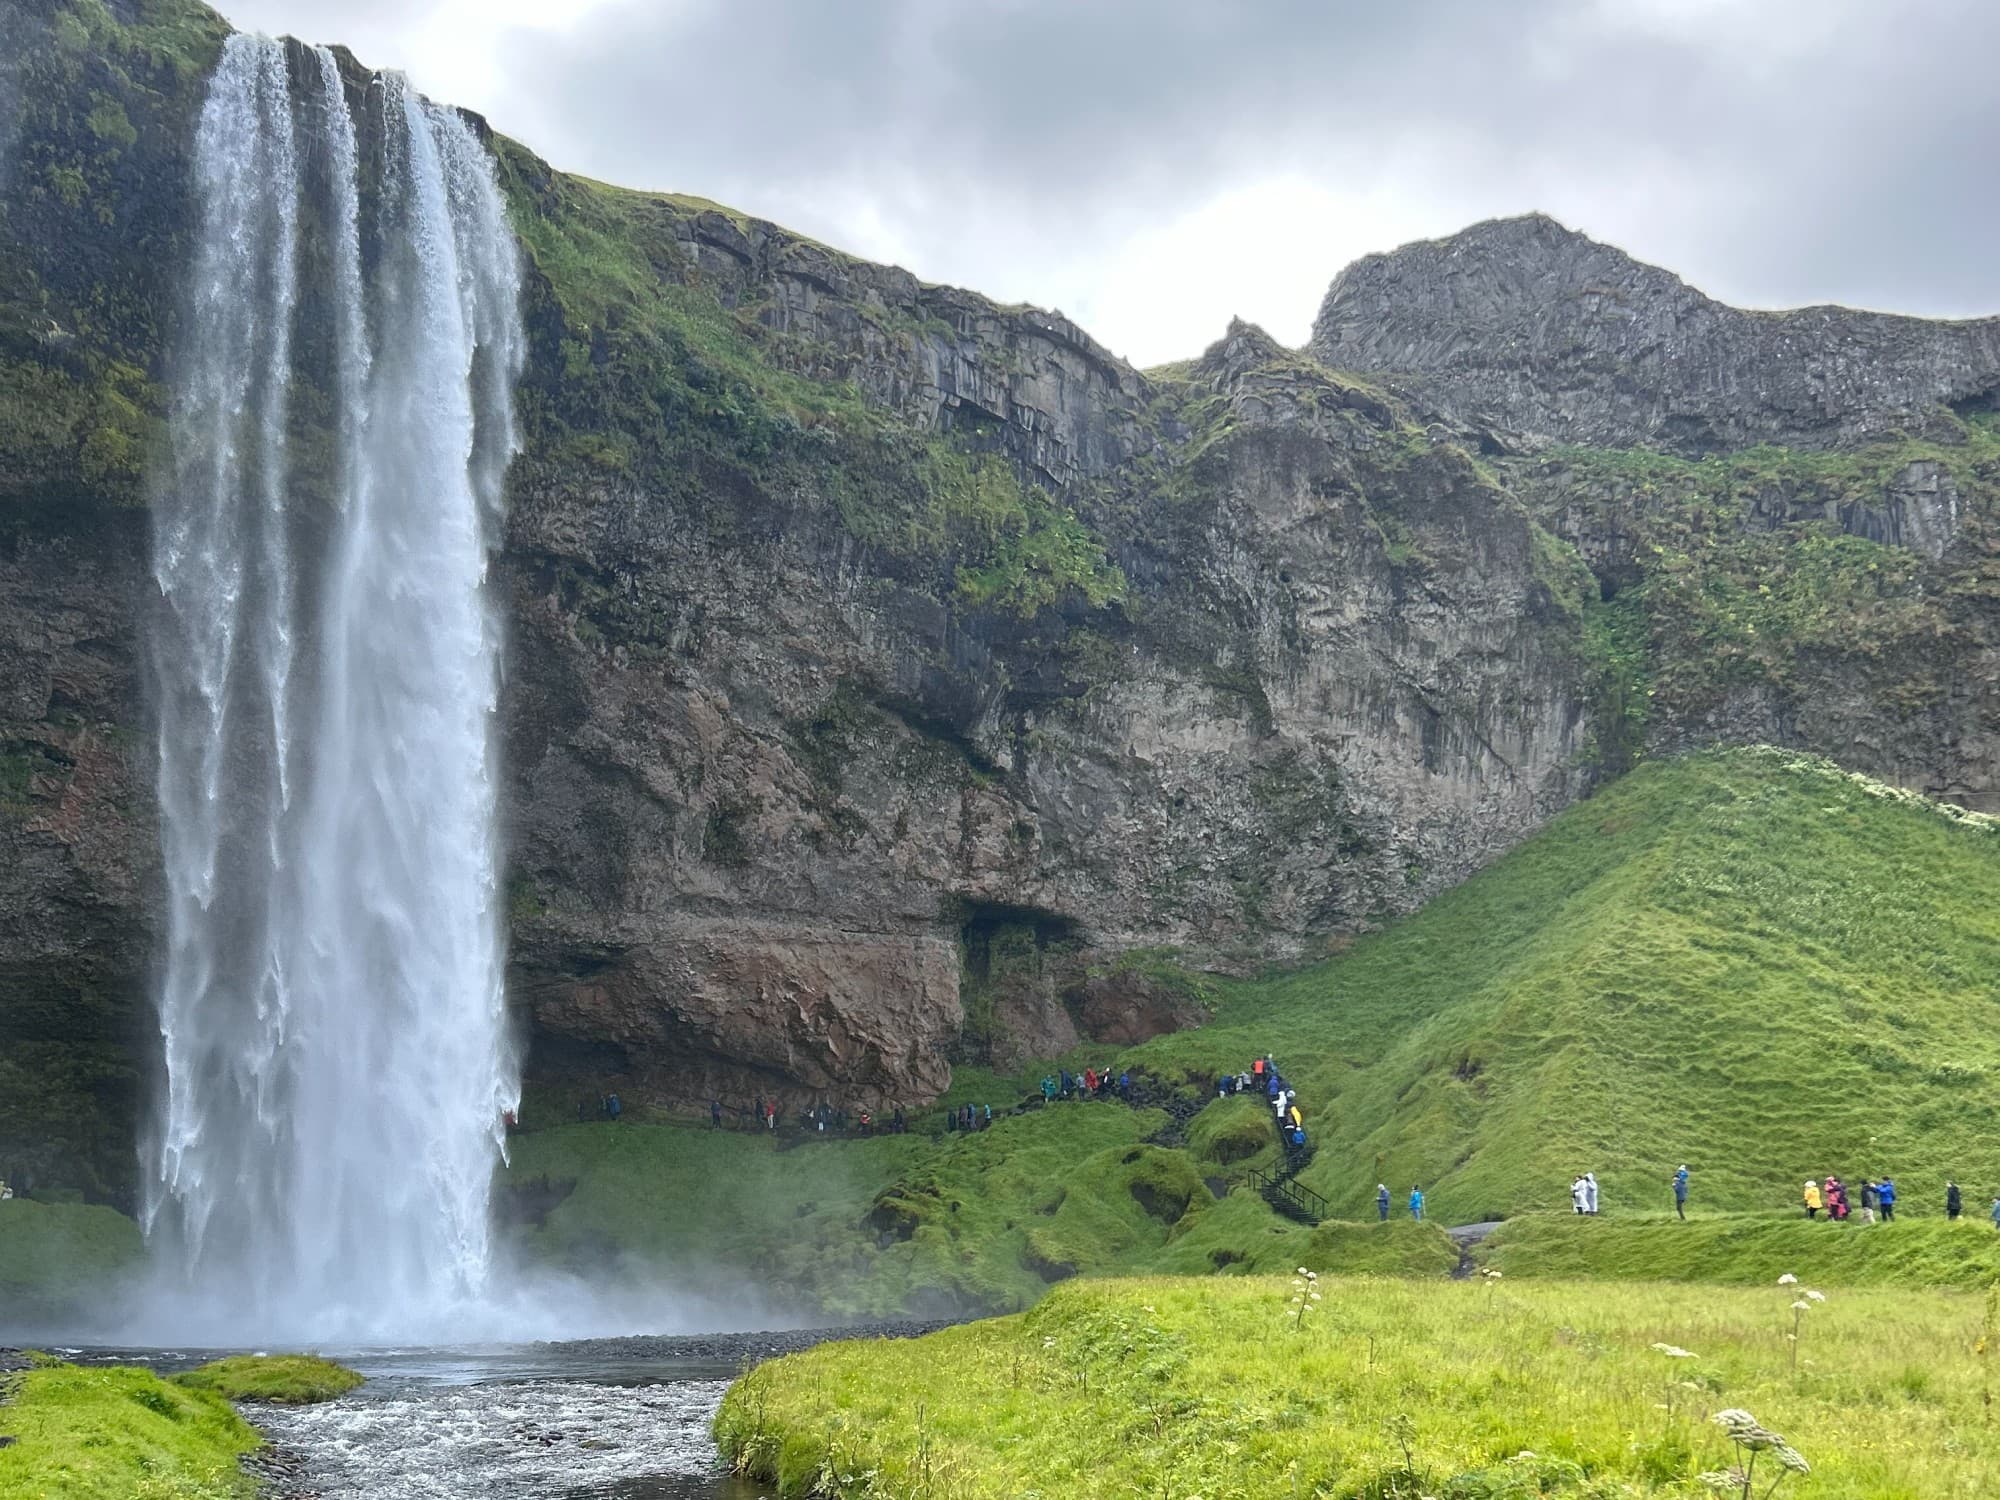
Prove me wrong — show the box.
[72,1327,942,1499]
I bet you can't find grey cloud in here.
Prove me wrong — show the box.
[482,0,2000,325]
[126,0,1954,362]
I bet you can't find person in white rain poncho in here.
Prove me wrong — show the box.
[1571,1176,1587,1214]
[1585,1172,1599,1215]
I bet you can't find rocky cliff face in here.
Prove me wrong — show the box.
[5,1,2000,1201]
[1313,213,2000,455]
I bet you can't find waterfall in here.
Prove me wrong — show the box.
[145,32,524,1342]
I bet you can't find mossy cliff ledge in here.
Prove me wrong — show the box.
[8,2,2000,1195]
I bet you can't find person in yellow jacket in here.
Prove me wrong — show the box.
[1803,1179,1823,1219]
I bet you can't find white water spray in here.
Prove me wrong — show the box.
[146,32,524,1342]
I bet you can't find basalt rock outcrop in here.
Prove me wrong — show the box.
[6,0,2000,1201]
[1313,212,2000,456]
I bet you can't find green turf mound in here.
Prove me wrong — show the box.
[0,1362,259,1499]
[176,1354,363,1405]
[1481,1211,2000,1287]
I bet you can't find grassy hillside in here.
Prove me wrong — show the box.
[0,1200,143,1325]
[502,1108,1459,1318]
[718,1275,2000,1498]
[1128,747,2000,1226]
[496,748,2000,1315]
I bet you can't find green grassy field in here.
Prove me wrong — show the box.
[717,1275,2000,1498]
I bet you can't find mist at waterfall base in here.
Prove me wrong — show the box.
[131,33,731,1347]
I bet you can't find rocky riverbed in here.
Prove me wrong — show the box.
[238,1324,950,1500]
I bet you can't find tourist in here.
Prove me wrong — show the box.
[1060,1069,1073,1099]
[765,1100,777,1132]
[1119,1070,1131,1099]
[1408,1185,1424,1222]
[754,1095,765,1130]
[893,1104,906,1134]
[984,1104,993,1128]
[1673,1164,1689,1220]
[1570,1176,1586,1215]
[1990,1196,2000,1230]
[710,1098,721,1129]
[1217,1074,1230,1099]
[1877,1177,1896,1221]
[1252,1057,1265,1085]
[1858,1179,1878,1224]
[1947,1180,1963,1220]
[606,1093,622,1121]
[1802,1179,1822,1219]
[1377,1183,1390,1222]
[1584,1173,1599,1216]
[1827,1177,1848,1221]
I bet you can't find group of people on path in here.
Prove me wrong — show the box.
[1218,1055,1310,1157]
[1801,1174,1998,1226]
[702,1096,910,1138]
[1664,1164,1997,1225]
[1041,1067,1130,1103]
[1377,1183,1424,1221]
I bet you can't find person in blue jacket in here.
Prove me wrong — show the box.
[1876,1177,1896,1221]
[1377,1183,1391,1221]
[1408,1185,1424,1222]
[1673,1164,1690,1220]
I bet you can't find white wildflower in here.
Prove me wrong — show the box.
[1804,1289,1825,1303]
[1777,1273,1798,1286]
[1791,1300,1810,1313]
[1650,1342,1697,1359]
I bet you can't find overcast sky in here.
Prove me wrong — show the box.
[215,0,1999,367]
